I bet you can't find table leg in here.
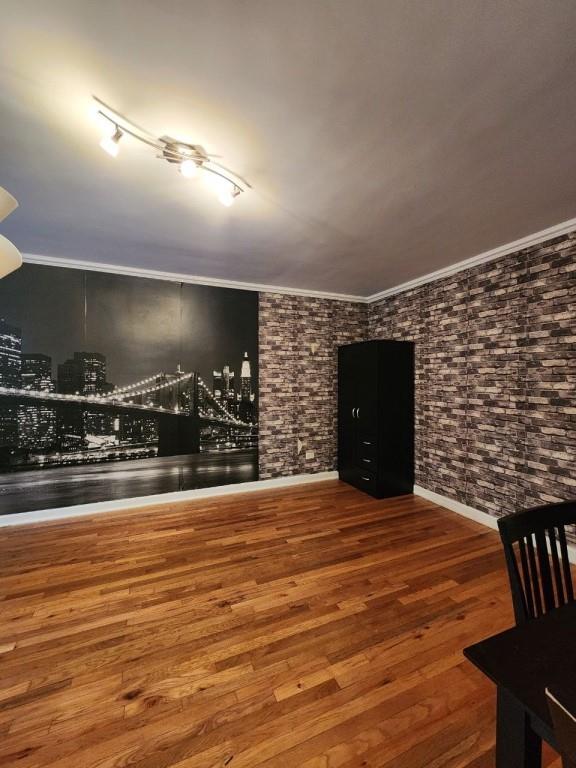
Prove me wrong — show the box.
[496,687,542,768]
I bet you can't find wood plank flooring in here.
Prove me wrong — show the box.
[0,480,562,767]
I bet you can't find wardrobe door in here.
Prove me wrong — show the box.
[337,344,358,484]
[354,342,379,489]
[379,341,415,495]
[356,342,379,438]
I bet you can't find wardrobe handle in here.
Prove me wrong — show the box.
[361,475,371,481]
[362,458,371,463]
[357,408,360,419]
[351,407,355,418]
[362,441,372,445]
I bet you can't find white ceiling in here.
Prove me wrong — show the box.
[1,0,575,296]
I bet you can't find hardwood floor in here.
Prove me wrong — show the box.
[0,480,561,768]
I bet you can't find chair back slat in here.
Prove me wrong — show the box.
[549,528,566,605]
[559,527,575,603]
[526,534,544,617]
[535,529,555,612]
[498,500,576,625]
[517,538,535,618]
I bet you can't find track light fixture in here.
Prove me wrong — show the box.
[92,97,250,206]
[99,126,123,157]
[179,159,199,178]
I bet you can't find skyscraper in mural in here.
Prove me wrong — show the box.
[0,319,22,387]
[212,369,223,402]
[241,352,251,401]
[239,351,256,423]
[21,354,53,392]
[57,352,111,395]
[18,354,57,449]
[0,319,22,446]
[222,364,235,412]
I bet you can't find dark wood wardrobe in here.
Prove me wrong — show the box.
[337,339,415,498]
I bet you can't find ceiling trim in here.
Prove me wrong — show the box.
[365,215,576,304]
[22,214,575,304]
[21,253,367,303]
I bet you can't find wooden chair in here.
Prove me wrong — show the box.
[546,686,576,767]
[497,500,576,625]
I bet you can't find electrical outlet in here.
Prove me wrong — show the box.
[306,450,315,460]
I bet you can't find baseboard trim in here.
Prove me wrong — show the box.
[414,485,499,531]
[414,484,576,564]
[0,471,339,528]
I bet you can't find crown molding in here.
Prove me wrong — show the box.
[365,215,576,304]
[22,253,367,304]
[22,214,575,305]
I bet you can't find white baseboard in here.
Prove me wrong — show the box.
[414,484,576,564]
[414,485,499,531]
[0,471,339,528]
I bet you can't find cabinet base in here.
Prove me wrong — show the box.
[339,473,413,499]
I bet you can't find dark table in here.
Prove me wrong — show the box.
[464,602,576,768]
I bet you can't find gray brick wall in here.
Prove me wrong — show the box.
[258,231,575,532]
[369,231,575,522]
[258,294,366,478]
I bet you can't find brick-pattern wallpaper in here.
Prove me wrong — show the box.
[258,232,574,530]
[368,231,576,520]
[258,294,366,479]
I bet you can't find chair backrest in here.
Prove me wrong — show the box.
[546,687,576,767]
[497,500,576,625]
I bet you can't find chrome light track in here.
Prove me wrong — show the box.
[92,96,251,206]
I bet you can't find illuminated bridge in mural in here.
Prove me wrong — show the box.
[0,371,256,466]
[0,373,252,426]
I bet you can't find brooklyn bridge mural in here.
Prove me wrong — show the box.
[0,264,258,515]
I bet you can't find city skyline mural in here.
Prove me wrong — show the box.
[0,264,258,515]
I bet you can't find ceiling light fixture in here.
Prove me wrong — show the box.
[218,181,240,208]
[179,159,199,178]
[92,96,250,206]
[99,126,123,157]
